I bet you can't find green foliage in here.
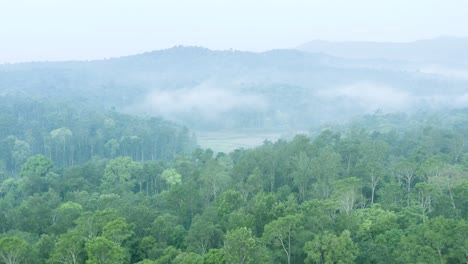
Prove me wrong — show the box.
[151,214,186,248]
[262,214,305,264]
[185,215,223,255]
[172,252,203,264]
[102,156,141,194]
[0,97,195,173]
[224,227,268,264]
[203,249,226,264]
[304,230,358,264]
[1,109,468,264]
[19,154,54,195]
[51,201,83,234]
[17,190,61,234]
[85,236,129,264]
[153,246,181,264]
[0,236,30,264]
[49,230,85,264]
[161,168,182,187]
[102,218,133,245]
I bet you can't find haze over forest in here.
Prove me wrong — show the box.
[2,36,468,143]
[1,1,468,263]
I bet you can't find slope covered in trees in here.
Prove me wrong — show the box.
[1,46,467,131]
[0,110,467,263]
[0,96,196,174]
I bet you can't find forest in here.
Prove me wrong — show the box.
[3,1,468,263]
[0,96,467,263]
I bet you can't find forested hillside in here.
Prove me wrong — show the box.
[2,45,467,130]
[1,110,467,263]
[0,97,195,173]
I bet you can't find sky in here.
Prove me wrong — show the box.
[1,0,468,63]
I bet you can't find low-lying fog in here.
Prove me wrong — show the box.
[1,37,468,151]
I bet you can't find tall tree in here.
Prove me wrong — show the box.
[224,227,268,264]
[0,237,30,264]
[85,236,129,264]
[304,230,358,264]
[19,154,54,195]
[290,152,314,202]
[262,214,304,264]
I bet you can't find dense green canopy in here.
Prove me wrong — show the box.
[1,100,468,263]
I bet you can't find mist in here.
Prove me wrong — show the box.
[134,82,267,120]
[1,39,468,139]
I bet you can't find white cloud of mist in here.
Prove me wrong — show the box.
[419,64,468,80]
[136,83,267,120]
[449,93,468,107]
[317,82,413,112]
[129,80,468,129]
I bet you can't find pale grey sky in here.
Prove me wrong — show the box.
[1,0,467,63]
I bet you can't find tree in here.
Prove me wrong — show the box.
[50,127,73,167]
[304,230,358,264]
[185,215,223,256]
[429,164,464,215]
[203,249,225,264]
[290,152,313,202]
[311,147,342,199]
[0,236,30,264]
[357,139,388,204]
[19,154,54,195]
[153,246,182,264]
[332,177,362,214]
[49,230,85,264]
[376,180,406,211]
[151,213,186,248]
[104,139,119,159]
[85,236,129,264]
[75,209,119,239]
[200,159,229,203]
[172,252,203,264]
[17,190,61,234]
[216,189,244,218]
[52,201,83,234]
[450,219,468,263]
[224,227,259,264]
[161,168,182,188]
[12,139,31,173]
[394,161,418,206]
[352,205,399,262]
[262,214,304,264]
[102,218,133,246]
[354,205,399,242]
[34,234,56,263]
[396,224,440,263]
[411,182,436,218]
[250,192,276,236]
[101,156,141,194]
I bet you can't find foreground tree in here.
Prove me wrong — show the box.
[263,214,304,264]
[101,156,141,194]
[0,237,29,264]
[224,227,268,264]
[19,154,54,195]
[49,230,85,264]
[185,215,223,256]
[85,236,129,264]
[304,230,358,264]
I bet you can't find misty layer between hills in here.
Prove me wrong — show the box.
[1,38,468,134]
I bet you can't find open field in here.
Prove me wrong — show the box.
[195,131,284,153]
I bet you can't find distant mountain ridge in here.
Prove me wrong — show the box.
[1,45,467,131]
[298,36,468,64]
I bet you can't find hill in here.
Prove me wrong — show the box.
[298,36,468,64]
[1,45,467,132]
